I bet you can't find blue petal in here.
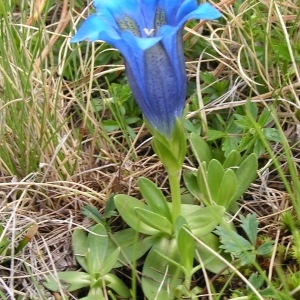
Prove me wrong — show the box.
[136,44,180,134]
[118,31,161,94]
[159,25,186,100]
[175,0,197,22]
[139,0,158,29]
[156,0,182,22]
[124,37,186,136]
[71,14,120,43]
[93,0,147,29]
[120,31,161,51]
[176,2,222,26]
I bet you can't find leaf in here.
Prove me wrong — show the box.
[217,169,237,208]
[240,214,258,245]
[72,228,88,272]
[223,150,241,169]
[151,120,186,176]
[248,272,264,290]
[207,159,225,203]
[214,226,253,258]
[87,223,108,275]
[196,162,211,205]
[135,208,173,236]
[43,271,91,292]
[263,128,281,142]
[189,133,212,165]
[80,296,104,300]
[183,171,202,201]
[256,241,274,256]
[103,273,131,298]
[195,233,230,274]
[142,237,183,300]
[108,229,157,267]
[176,225,195,273]
[103,195,118,219]
[230,153,258,208]
[114,194,160,235]
[180,204,225,237]
[257,108,273,127]
[82,205,102,224]
[207,129,226,141]
[101,247,120,275]
[138,177,172,221]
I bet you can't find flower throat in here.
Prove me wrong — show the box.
[116,8,167,38]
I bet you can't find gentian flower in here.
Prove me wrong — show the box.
[71,0,221,137]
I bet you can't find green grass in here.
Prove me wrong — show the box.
[0,0,299,299]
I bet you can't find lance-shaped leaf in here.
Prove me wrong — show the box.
[138,177,172,221]
[135,207,173,236]
[114,194,160,235]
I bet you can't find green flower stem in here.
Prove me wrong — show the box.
[151,119,186,225]
[168,170,182,224]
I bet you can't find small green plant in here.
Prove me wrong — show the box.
[114,176,226,299]
[206,102,281,157]
[214,214,274,266]
[43,223,131,300]
[231,272,277,299]
[184,132,258,212]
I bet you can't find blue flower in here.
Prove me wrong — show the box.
[71,0,221,137]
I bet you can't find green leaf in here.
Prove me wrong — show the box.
[230,153,258,208]
[217,169,237,208]
[248,272,264,290]
[223,150,241,169]
[138,177,172,221]
[207,129,226,141]
[87,223,108,275]
[263,127,281,142]
[82,205,102,224]
[142,237,183,300]
[72,228,88,272]
[180,204,225,237]
[114,194,160,235]
[257,108,273,127]
[101,247,120,274]
[103,273,131,298]
[196,162,211,205]
[214,226,253,259]
[189,133,212,165]
[183,171,202,201]
[135,207,173,236]
[246,100,258,119]
[240,214,258,245]
[151,119,186,176]
[176,225,195,273]
[108,229,157,267]
[207,159,225,203]
[195,233,230,274]
[44,271,91,292]
[103,195,117,219]
[256,241,274,256]
[80,296,104,300]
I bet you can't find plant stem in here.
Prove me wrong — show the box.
[169,170,182,224]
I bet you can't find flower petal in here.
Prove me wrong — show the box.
[158,25,186,103]
[155,0,182,25]
[176,2,222,26]
[71,14,120,43]
[93,0,147,29]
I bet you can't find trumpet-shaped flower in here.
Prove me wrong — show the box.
[71,0,221,136]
